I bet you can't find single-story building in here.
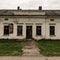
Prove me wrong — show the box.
[0,6,60,40]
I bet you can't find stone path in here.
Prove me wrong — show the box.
[22,40,42,56]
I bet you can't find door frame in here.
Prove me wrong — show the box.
[26,26,32,39]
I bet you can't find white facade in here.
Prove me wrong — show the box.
[0,10,60,40]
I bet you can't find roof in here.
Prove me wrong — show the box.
[45,10,60,16]
[0,10,60,16]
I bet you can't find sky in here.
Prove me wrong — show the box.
[0,0,60,10]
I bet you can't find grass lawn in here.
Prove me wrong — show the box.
[37,40,60,56]
[0,39,22,56]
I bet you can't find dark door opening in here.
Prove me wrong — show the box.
[26,26,32,39]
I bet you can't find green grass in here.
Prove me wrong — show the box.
[0,39,22,56]
[37,40,60,56]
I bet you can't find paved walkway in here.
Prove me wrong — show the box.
[22,40,42,56]
[0,56,60,60]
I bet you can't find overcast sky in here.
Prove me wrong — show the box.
[0,0,60,10]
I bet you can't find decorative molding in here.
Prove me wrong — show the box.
[35,23,42,25]
[49,23,56,25]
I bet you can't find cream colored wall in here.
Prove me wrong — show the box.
[0,16,60,40]
[45,17,60,39]
[0,18,26,39]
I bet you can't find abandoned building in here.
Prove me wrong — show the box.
[0,6,60,40]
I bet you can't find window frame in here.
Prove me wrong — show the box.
[36,26,42,36]
[4,25,9,36]
[17,26,23,36]
[49,26,55,36]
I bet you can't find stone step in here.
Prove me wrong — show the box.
[22,40,41,56]
[23,46,39,49]
[22,49,40,52]
[22,50,40,53]
[23,54,40,56]
[23,52,40,54]
[23,52,40,55]
[22,49,40,56]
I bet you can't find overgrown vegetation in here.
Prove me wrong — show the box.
[37,39,60,56]
[0,39,22,56]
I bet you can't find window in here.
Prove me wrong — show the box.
[5,18,8,20]
[50,19,54,21]
[4,26,9,35]
[4,23,13,35]
[17,26,22,36]
[36,26,41,35]
[50,26,55,35]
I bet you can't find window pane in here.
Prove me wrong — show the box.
[17,26,22,36]
[4,26,9,35]
[50,26,55,35]
[36,26,41,35]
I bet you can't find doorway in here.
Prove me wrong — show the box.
[26,26,32,39]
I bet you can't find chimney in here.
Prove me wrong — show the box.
[17,6,20,10]
[39,6,42,10]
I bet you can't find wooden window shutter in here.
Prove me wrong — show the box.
[9,23,13,33]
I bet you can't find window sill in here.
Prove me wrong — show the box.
[35,35,42,36]
[17,35,23,36]
[50,35,56,37]
[3,35,9,36]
